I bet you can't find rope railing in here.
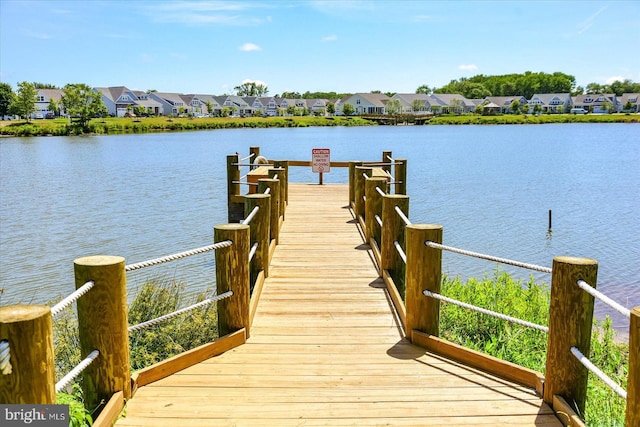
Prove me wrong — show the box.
[375,214,383,228]
[51,280,95,317]
[128,290,233,333]
[125,240,233,272]
[363,162,397,167]
[577,279,631,318]
[248,242,259,263]
[241,206,260,225]
[395,206,411,226]
[240,153,255,162]
[425,241,552,274]
[570,346,627,399]
[386,155,395,163]
[423,289,549,333]
[232,181,259,186]
[263,187,271,195]
[232,163,274,167]
[55,349,100,393]
[394,241,407,264]
[0,340,11,375]
[375,186,386,197]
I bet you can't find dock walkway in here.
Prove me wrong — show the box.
[116,184,561,426]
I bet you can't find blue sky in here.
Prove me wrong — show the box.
[1,0,639,96]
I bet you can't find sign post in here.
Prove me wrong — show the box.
[312,148,330,185]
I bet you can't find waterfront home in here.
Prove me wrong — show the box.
[483,96,529,113]
[572,94,618,113]
[619,93,640,112]
[34,88,65,118]
[390,93,433,114]
[148,92,192,116]
[528,93,572,113]
[429,93,476,113]
[130,90,164,115]
[95,86,137,117]
[340,93,390,115]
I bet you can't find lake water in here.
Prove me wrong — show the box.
[1,124,638,331]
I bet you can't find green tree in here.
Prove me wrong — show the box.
[205,100,213,116]
[326,102,335,116]
[48,98,60,117]
[521,103,529,114]
[32,82,59,89]
[412,99,424,113]
[342,103,355,116]
[281,91,301,99]
[385,99,402,115]
[234,82,269,97]
[509,99,520,114]
[448,98,463,114]
[11,81,37,121]
[623,100,635,112]
[61,83,108,130]
[0,82,14,118]
[286,105,295,115]
[416,84,431,94]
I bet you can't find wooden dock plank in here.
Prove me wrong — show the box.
[117,183,560,426]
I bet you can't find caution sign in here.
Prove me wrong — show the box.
[312,148,331,173]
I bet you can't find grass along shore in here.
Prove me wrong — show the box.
[1,112,638,137]
[51,272,629,426]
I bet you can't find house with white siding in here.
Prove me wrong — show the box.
[95,86,137,117]
[340,93,389,115]
[572,94,618,113]
[390,93,433,113]
[34,88,65,118]
[528,93,572,113]
[619,93,640,112]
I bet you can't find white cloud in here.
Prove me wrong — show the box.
[239,43,261,51]
[577,6,607,35]
[605,75,626,84]
[321,34,338,42]
[458,64,478,71]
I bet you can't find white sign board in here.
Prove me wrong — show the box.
[312,148,331,173]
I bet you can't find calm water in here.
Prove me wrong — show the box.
[1,124,638,330]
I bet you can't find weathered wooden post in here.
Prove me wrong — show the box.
[249,146,260,170]
[215,224,250,338]
[394,158,408,195]
[405,224,443,340]
[354,166,372,222]
[245,193,271,283]
[627,306,640,427]
[268,168,285,221]
[382,150,393,175]
[544,256,598,416]
[258,178,281,245]
[381,194,410,288]
[74,255,130,411]
[365,176,388,247]
[273,160,289,207]
[348,161,363,207]
[227,153,242,222]
[0,305,55,403]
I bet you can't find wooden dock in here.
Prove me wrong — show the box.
[116,184,561,426]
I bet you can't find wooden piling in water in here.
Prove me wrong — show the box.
[0,305,55,404]
[394,158,407,195]
[544,256,598,416]
[258,178,280,245]
[74,255,131,411]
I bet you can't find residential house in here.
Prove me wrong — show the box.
[149,92,190,116]
[216,95,252,116]
[131,90,164,115]
[340,93,390,115]
[195,94,223,116]
[619,93,640,112]
[259,97,280,116]
[305,99,329,116]
[34,88,65,118]
[528,93,572,113]
[390,93,433,114]
[572,94,618,113]
[483,96,529,114]
[95,86,137,117]
[429,94,475,113]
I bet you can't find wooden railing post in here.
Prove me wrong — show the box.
[249,146,260,170]
[381,194,410,289]
[365,176,388,247]
[0,305,55,403]
[544,256,598,415]
[405,224,443,340]
[74,255,130,411]
[627,306,640,427]
[273,160,289,207]
[215,224,250,338]
[245,193,271,283]
[354,166,372,222]
[258,178,280,245]
[227,153,242,222]
[348,161,363,207]
[394,158,408,195]
[382,150,392,175]
[268,168,286,221]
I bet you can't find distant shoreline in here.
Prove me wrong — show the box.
[0,113,638,137]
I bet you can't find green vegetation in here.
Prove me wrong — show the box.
[440,271,629,426]
[429,113,639,125]
[0,115,374,136]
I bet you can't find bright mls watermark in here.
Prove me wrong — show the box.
[1,405,68,426]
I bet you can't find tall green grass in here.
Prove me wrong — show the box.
[440,271,629,426]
